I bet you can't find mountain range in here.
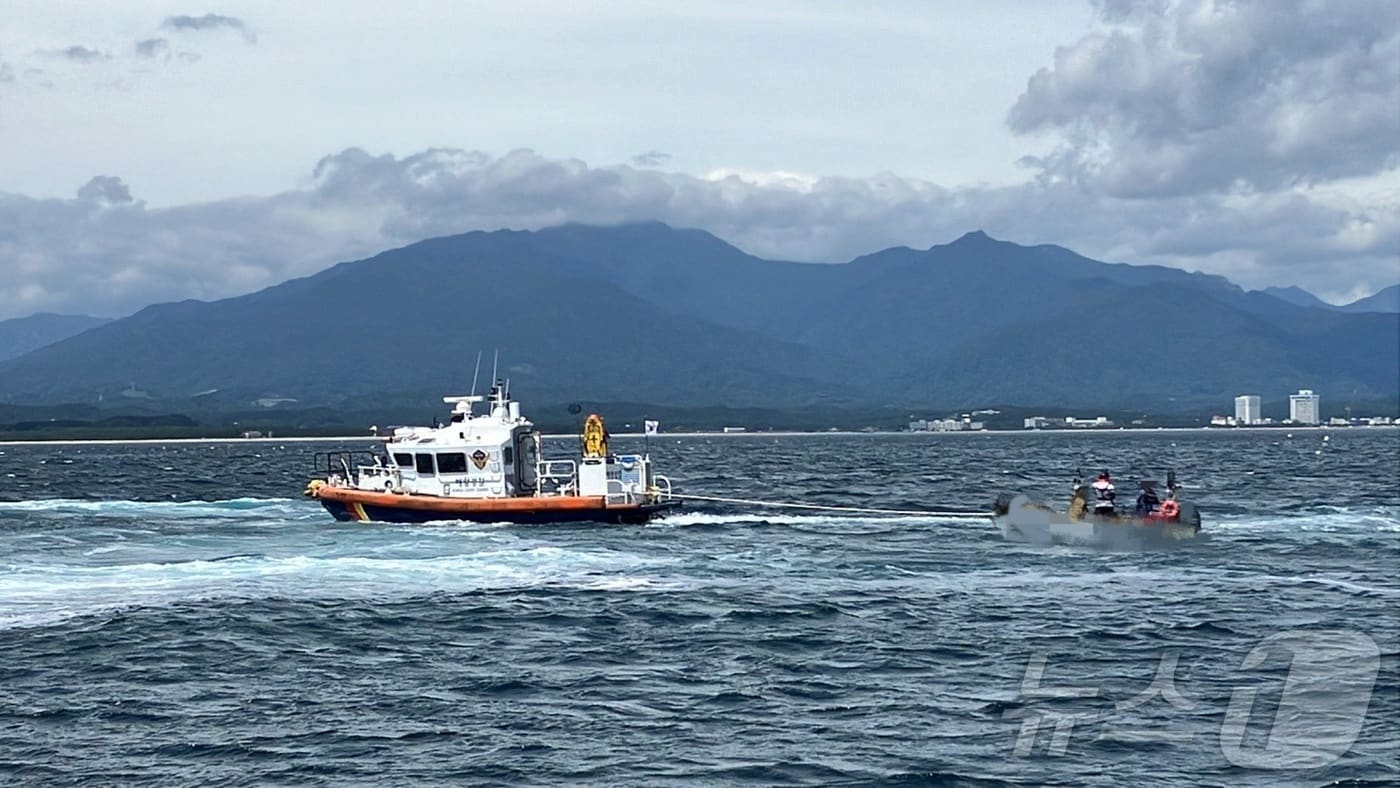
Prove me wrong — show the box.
[0,313,110,363]
[0,223,1395,415]
[1262,284,1399,314]
[1338,284,1400,314]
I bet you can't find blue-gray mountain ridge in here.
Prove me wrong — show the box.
[0,313,110,363]
[1261,284,1399,313]
[1339,284,1400,314]
[0,223,1394,411]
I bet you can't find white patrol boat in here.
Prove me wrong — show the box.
[305,381,677,524]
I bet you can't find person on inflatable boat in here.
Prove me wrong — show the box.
[1135,483,1161,517]
[1091,471,1116,516]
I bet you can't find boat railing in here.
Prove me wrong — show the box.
[314,450,380,483]
[605,479,633,505]
[537,459,578,495]
[650,474,673,501]
[355,462,401,492]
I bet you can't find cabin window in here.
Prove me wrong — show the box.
[415,453,436,475]
[503,446,514,465]
[437,452,467,474]
[393,453,413,468]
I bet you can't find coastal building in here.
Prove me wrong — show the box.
[1023,415,1113,429]
[1289,389,1320,424]
[912,417,986,432]
[1064,416,1114,428]
[1234,395,1261,425]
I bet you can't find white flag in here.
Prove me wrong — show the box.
[644,419,659,435]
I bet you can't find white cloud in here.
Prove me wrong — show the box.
[133,38,167,58]
[702,168,822,193]
[0,1,1395,319]
[75,175,133,204]
[47,45,110,64]
[160,13,256,44]
[0,1,1092,206]
[0,147,1395,321]
[1009,0,1400,197]
[630,150,671,168]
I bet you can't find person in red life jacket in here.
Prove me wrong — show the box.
[1091,470,1116,516]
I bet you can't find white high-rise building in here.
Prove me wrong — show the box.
[1234,395,1261,425]
[1289,389,1320,424]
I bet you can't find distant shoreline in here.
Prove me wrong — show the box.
[1,424,1394,447]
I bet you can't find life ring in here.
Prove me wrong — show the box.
[1159,500,1179,519]
[383,478,396,492]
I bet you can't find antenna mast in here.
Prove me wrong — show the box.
[470,351,483,396]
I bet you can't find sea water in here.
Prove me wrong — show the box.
[0,430,1396,785]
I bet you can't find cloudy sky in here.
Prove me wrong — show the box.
[1,0,1396,320]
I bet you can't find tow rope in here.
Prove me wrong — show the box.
[663,492,993,519]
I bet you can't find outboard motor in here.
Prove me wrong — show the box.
[992,492,1014,516]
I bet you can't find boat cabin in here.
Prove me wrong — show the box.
[335,381,666,505]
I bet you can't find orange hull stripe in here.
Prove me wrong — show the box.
[315,486,638,512]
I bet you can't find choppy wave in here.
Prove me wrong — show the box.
[654,511,946,528]
[1208,509,1400,533]
[0,496,308,519]
[0,432,1396,785]
[0,545,674,630]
